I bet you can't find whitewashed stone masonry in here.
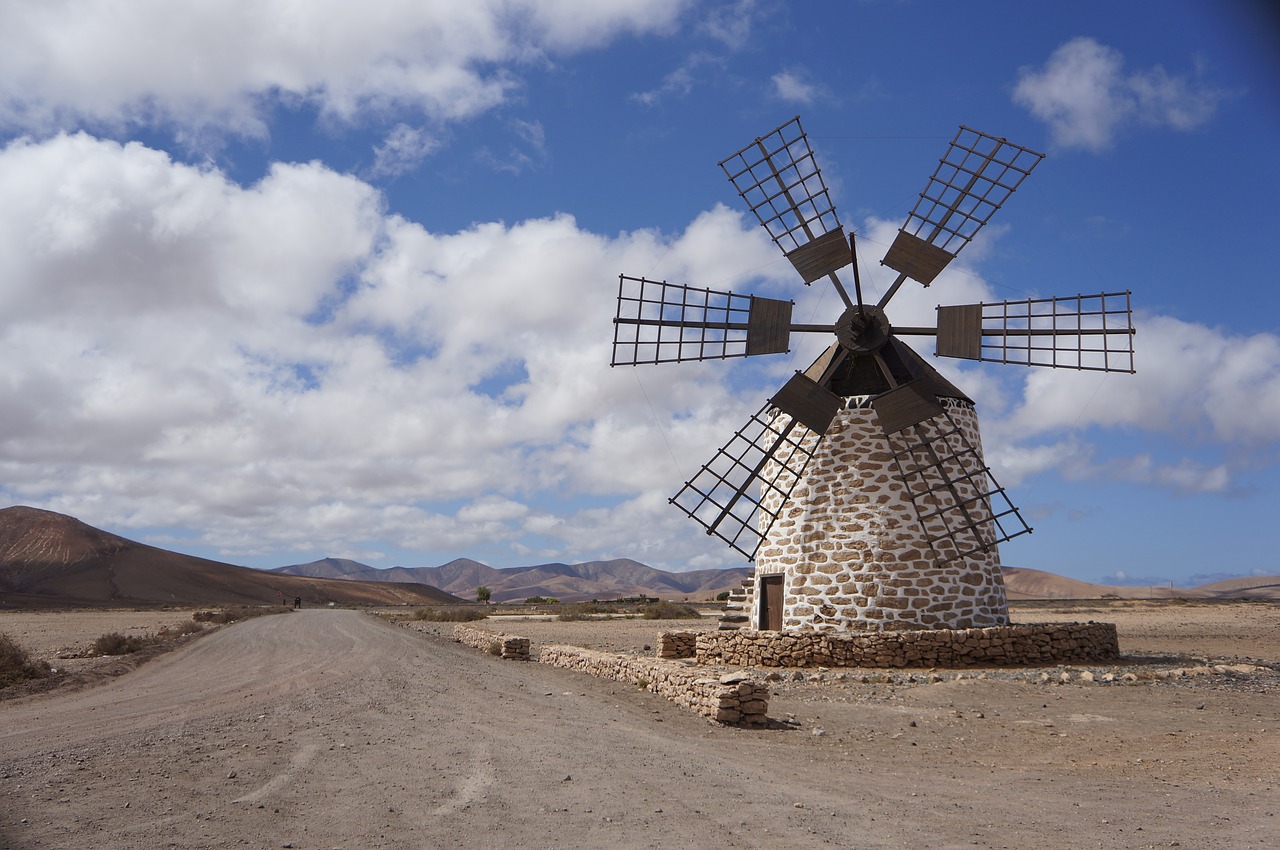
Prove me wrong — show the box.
[751,397,1009,632]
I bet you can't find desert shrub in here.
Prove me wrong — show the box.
[0,632,51,688]
[641,601,701,620]
[524,596,558,604]
[193,606,287,624]
[412,607,487,622]
[556,601,609,621]
[486,640,503,656]
[156,621,205,638]
[715,591,731,601]
[92,632,155,656]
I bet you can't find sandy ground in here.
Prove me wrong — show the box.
[1,602,1277,849]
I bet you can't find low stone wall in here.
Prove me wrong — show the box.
[538,644,769,726]
[657,631,697,659]
[695,622,1119,668]
[452,624,531,661]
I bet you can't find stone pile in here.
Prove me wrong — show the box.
[537,644,770,726]
[657,631,697,659]
[452,624,531,661]
[695,622,1119,668]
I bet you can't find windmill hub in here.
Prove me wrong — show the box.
[834,304,890,353]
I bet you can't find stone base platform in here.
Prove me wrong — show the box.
[667,622,1119,669]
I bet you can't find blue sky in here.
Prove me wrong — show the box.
[1,1,1277,586]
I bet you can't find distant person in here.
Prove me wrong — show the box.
[293,596,302,610]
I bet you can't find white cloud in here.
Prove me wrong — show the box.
[0,0,689,137]
[630,54,725,107]
[0,131,781,568]
[1006,315,1280,446]
[1013,37,1230,151]
[771,68,818,105]
[701,0,763,50]
[476,118,549,174]
[371,124,441,178]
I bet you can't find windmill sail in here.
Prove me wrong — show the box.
[611,275,794,365]
[935,291,1135,373]
[882,127,1044,286]
[719,116,850,284]
[671,373,841,560]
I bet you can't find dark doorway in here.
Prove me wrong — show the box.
[759,574,784,631]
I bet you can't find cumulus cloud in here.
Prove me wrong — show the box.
[0,131,786,568]
[1013,37,1230,151]
[0,0,688,137]
[1006,315,1280,446]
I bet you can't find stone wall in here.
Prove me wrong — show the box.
[696,622,1119,668]
[538,644,769,726]
[449,625,769,725]
[753,398,1010,632]
[657,631,697,659]
[452,624,531,661]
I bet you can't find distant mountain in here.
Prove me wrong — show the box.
[274,556,753,603]
[0,506,464,609]
[274,557,1280,604]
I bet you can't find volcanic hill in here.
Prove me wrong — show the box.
[0,506,461,609]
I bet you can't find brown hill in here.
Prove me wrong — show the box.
[0,506,462,609]
[1192,576,1280,599]
[274,557,753,603]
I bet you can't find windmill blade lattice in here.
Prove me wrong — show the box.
[882,403,1032,563]
[882,127,1044,288]
[671,373,842,560]
[719,116,851,285]
[936,291,1135,373]
[611,275,794,366]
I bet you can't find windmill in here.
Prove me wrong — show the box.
[611,117,1135,632]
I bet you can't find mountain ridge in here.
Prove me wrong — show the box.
[271,556,752,603]
[0,506,463,609]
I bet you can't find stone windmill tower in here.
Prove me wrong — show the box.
[611,117,1135,633]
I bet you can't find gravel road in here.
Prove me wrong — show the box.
[2,608,1276,849]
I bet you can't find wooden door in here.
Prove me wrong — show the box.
[759,575,784,631]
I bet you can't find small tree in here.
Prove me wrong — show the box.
[476,585,492,604]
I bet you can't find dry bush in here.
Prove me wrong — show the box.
[156,621,205,638]
[641,601,701,620]
[91,632,156,656]
[412,607,487,622]
[0,632,51,688]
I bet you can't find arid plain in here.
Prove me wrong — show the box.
[1,599,1276,849]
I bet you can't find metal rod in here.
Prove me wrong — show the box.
[890,325,1135,338]
[824,270,855,311]
[876,271,910,309]
[848,233,866,319]
[613,317,838,334]
[614,317,749,330]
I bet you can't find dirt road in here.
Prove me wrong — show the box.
[2,609,1276,849]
